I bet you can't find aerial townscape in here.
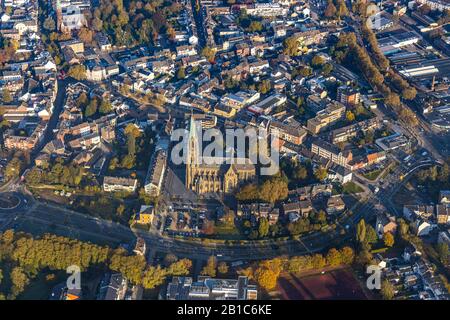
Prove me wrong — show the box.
[0,0,449,303]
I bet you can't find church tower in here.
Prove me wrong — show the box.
[186,116,200,189]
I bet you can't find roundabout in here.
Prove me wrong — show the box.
[0,192,23,211]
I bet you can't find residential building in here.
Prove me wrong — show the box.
[97,273,128,300]
[144,149,167,196]
[307,102,346,134]
[376,213,397,239]
[311,138,353,168]
[103,176,138,193]
[135,205,155,225]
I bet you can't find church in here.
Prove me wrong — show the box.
[185,117,256,195]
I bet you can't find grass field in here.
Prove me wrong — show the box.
[363,169,382,181]
[342,182,364,194]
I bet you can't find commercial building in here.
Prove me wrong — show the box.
[166,276,257,300]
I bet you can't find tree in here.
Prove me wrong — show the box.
[283,36,300,57]
[380,279,395,300]
[218,262,229,275]
[365,225,378,244]
[437,243,449,264]
[356,219,366,244]
[258,177,289,203]
[201,46,215,63]
[78,28,94,44]
[116,204,125,216]
[401,87,416,100]
[324,0,337,18]
[201,256,217,277]
[248,21,263,33]
[383,232,395,247]
[257,79,271,94]
[314,166,328,182]
[5,157,23,180]
[346,110,355,122]
[258,217,270,238]
[398,218,409,239]
[340,247,355,264]
[43,17,56,31]
[167,259,192,276]
[294,165,308,180]
[321,63,333,75]
[10,267,29,298]
[163,254,178,267]
[336,0,349,20]
[326,248,342,266]
[84,98,98,118]
[99,99,112,114]
[2,89,12,103]
[385,93,400,108]
[67,65,86,80]
[311,55,325,68]
[176,67,186,80]
[142,265,167,289]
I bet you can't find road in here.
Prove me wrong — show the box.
[0,156,436,261]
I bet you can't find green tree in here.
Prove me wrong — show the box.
[99,99,112,114]
[346,110,356,122]
[176,67,186,80]
[201,256,217,277]
[67,65,87,80]
[383,232,395,247]
[314,166,328,181]
[294,165,308,180]
[258,217,270,238]
[356,219,366,244]
[142,265,167,289]
[5,157,23,180]
[311,55,325,68]
[201,46,215,63]
[437,243,449,264]
[218,261,229,275]
[283,36,300,57]
[10,267,29,298]
[326,248,342,266]
[167,259,192,276]
[340,247,355,264]
[365,225,378,244]
[84,99,98,117]
[257,79,271,94]
[2,89,12,103]
[43,17,56,31]
[380,279,395,300]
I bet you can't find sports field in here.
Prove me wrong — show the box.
[276,268,368,300]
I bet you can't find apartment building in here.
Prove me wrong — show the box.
[307,102,345,134]
[144,149,167,197]
[330,118,379,144]
[103,176,138,193]
[311,138,353,168]
[269,120,307,145]
[337,85,361,106]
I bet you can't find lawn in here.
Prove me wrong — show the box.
[363,169,382,181]
[342,182,364,194]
